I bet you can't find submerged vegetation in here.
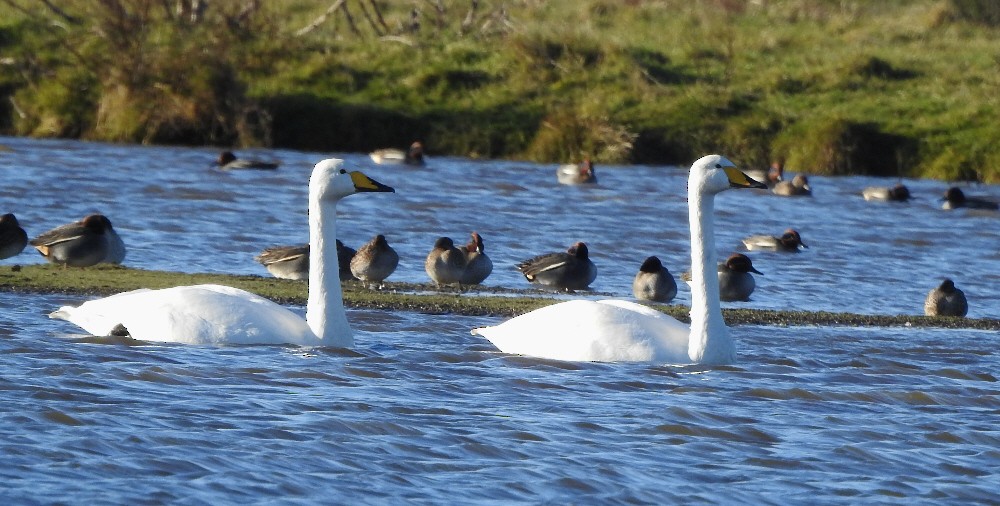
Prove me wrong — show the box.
[2,0,1000,180]
[3,265,997,331]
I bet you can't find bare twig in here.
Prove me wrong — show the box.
[355,0,383,36]
[38,0,83,24]
[366,0,390,33]
[339,0,361,36]
[294,0,346,37]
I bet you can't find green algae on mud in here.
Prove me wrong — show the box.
[2,264,997,331]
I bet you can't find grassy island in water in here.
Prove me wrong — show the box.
[3,265,996,332]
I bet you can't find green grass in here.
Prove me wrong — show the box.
[3,1,1000,180]
[4,264,997,331]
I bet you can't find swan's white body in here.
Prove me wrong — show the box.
[50,159,393,346]
[472,155,764,364]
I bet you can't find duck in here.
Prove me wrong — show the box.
[862,183,911,202]
[425,236,468,288]
[941,187,998,210]
[718,253,762,302]
[516,241,597,291]
[472,154,767,363]
[48,159,394,345]
[214,151,279,170]
[924,279,968,317]
[350,234,399,288]
[336,240,357,281]
[742,229,807,252]
[460,231,492,285]
[29,214,114,267]
[255,244,309,281]
[369,141,425,166]
[632,256,677,303]
[773,174,811,196]
[0,213,28,260]
[557,158,597,184]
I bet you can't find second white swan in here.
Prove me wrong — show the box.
[471,154,765,364]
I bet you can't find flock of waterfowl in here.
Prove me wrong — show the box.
[1,150,992,363]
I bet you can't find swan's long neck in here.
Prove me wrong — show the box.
[687,184,735,364]
[306,195,353,347]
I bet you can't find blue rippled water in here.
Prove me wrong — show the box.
[1,137,998,503]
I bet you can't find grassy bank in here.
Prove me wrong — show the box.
[1,1,1000,181]
[3,264,997,331]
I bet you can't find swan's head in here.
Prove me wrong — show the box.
[690,155,767,194]
[311,158,395,202]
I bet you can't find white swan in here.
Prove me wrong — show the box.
[49,159,394,346]
[471,155,765,363]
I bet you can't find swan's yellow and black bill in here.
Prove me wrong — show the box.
[350,171,395,193]
[725,167,767,189]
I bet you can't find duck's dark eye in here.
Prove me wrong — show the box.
[339,169,347,174]
[715,163,722,168]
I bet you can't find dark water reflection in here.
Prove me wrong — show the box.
[1,138,999,502]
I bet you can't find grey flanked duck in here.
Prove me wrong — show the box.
[516,241,597,291]
[30,214,113,267]
[214,151,279,170]
[632,255,677,303]
[941,187,999,210]
[460,231,492,285]
[256,244,309,281]
[350,234,399,288]
[557,158,597,185]
[773,174,811,196]
[862,183,912,202]
[424,236,468,288]
[718,253,762,302]
[742,228,808,252]
[0,213,28,260]
[924,279,968,317]
[255,240,356,281]
[369,141,425,166]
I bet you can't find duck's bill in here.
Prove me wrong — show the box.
[750,266,764,275]
[350,172,396,193]
[725,168,768,189]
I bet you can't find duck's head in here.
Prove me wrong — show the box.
[943,187,964,204]
[725,253,763,275]
[216,151,237,166]
[889,184,911,201]
[0,213,19,227]
[408,142,424,162]
[938,278,958,293]
[468,231,485,253]
[768,162,784,183]
[780,229,807,249]
[793,174,811,191]
[639,255,664,273]
[81,214,110,235]
[567,242,589,259]
[311,158,395,202]
[433,236,455,251]
[690,155,767,194]
[373,234,390,249]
